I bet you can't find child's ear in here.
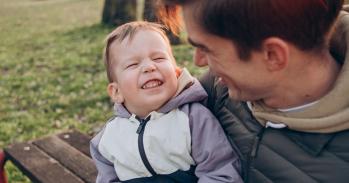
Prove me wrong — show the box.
[107,82,124,104]
[175,66,182,78]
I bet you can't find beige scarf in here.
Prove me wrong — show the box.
[251,12,349,133]
[174,68,194,97]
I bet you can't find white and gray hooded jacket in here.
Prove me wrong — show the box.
[90,74,242,183]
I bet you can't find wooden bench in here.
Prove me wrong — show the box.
[2,131,97,183]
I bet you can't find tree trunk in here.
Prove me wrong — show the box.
[102,0,181,44]
[143,0,181,45]
[102,0,138,26]
[143,0,156,22]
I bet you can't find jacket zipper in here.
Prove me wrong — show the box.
[246,127,265,182]
[136,116,157,176]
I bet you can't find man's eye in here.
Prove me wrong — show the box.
[198,47,210,53]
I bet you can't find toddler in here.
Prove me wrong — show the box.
[90,21,242,183]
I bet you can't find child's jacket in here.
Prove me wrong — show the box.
[90,70,242,183]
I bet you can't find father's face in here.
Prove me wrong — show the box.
[182,3,276,101]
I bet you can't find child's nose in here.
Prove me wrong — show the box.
[142,61,156,73]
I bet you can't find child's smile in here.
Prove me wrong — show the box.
[141,79,163,89]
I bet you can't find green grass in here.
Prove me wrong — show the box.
[0,0,202,182]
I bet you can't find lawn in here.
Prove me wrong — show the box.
[0,0,201,182]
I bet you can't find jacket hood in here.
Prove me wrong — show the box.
[251,11,349,133]
[114,68,207,119]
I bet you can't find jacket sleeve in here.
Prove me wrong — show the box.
[90,129,120,183]
[188,103,243,183]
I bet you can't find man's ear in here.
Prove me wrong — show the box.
[107,82,124,104]
[262,37,289,71]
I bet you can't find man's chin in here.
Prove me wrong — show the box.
[228,90,240,101]
[228,89,249,102]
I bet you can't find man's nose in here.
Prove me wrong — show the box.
[194,49,208,67]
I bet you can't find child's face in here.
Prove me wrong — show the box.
[108,30,178,118]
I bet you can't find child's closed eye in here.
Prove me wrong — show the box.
[153,57,166,62]
[126,63,138,69]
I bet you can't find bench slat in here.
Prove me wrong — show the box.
[57,131,92,158]
[4,142,84,183]
[33,135,97,183]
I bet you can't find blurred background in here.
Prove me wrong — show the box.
[0,0,203,182]
[1,0,348,182]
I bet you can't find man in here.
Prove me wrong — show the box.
[157,0,349,182]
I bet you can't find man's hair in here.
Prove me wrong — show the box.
[104,21,173,83]
[157,0,344,59]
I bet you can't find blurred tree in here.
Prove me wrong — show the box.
[102,0,181,44]
[102,0,138,26]
[143,0,156,21]
[143,0,181,44]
